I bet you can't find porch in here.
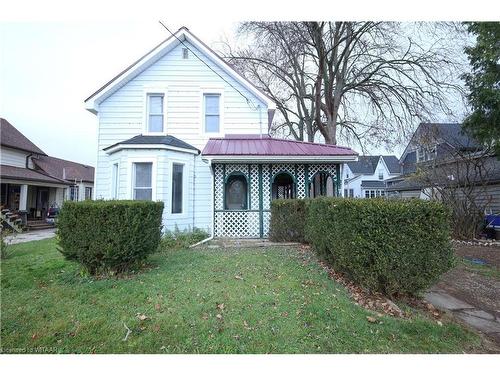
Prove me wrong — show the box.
[213,162,340,238]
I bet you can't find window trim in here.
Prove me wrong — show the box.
[168,159,188,218]
[111,162,119,199]
[200,88,224,136]
[143,88,168,135]
[171,162,185,215]
[128,157,157,201]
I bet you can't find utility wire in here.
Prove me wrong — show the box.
[158,21,259,111]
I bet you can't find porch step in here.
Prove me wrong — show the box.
[27,222,54,231]
[0,208,24,233]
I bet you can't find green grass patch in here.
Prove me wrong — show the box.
[0,238,481,353]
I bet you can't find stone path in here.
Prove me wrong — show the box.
[425,288,500,345]
[3,228,56,244]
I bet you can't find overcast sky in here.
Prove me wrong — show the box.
[0,20,240,166]
[0,17,474,166]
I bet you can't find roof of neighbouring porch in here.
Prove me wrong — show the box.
[202,135,358,162]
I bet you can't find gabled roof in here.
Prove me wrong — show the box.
[0,164,70,185]
[0,118,46,155]
[33,156,95,183]
[347,156,379,174]
[347,155,400,175]
[84,27,276,115]
[103,134,199,154]
[381,155,401,174]
[400,123,481,162]
[202,135,358,162]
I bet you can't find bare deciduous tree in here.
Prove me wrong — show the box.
[224,22,467,149]
[411,145,498,239]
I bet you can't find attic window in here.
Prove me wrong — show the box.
[182,48,189,59]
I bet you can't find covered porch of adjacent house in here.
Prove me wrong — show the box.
[1,180,67,230]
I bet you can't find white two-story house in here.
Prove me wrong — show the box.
[342,155,400,198]
[85,27,357,238]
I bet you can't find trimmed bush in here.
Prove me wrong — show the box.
[57,200,164,274]
[270,197,454,296]
[269,199,309,242]
[304,197,454,296]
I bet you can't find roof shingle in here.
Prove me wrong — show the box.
[0,118,46,155]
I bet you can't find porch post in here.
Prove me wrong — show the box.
[19,184,28,225]
[19,184,28,211]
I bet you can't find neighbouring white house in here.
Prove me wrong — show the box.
[84,27,358,238]
[1,118,95,231]
[341,155,400,198]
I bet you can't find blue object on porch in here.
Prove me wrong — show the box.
[463,256,488,265]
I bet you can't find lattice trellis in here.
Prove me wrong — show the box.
[215,211,260,238]
[262,211,271,237]
[262,164,271,210]
[214,164,224,210]
[307,164,337,181]
[271,164,295,180]
[250,164,259,211]
[296,164,306,198]
[225,164,249,177]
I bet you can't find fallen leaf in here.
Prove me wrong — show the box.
[217,303,225,311]
[216,314,223,320]
[155,303,161,311]
[437,321,443,326]
[153,324,160,333]
[138,314,148,321]
[235,275,243,280]
[366,316,377,323]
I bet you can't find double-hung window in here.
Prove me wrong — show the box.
[204,93,220,133]
[147,94,164,133]
[171,163,184,214]
[133,162,153,200]
[69,186,79,201]
[85,187,92,200]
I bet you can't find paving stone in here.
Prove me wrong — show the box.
[465,309,496,321]
[454,311,500,334]
[424,291,474,310]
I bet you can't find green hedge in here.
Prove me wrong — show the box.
[269,199,309,242]
[57,200,164,274]
[272,197,454,296]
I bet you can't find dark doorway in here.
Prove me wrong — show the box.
[272,172,296,200]
[225,174,248,210]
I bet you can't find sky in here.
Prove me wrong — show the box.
[0,1,490,168]
[0,20,240,166]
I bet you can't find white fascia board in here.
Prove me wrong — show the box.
[105,144,199,155]
[85,28,275,113]
[202,155,358,163]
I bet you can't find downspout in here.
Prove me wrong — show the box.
[192,153,196,230]
[190,157,214,248]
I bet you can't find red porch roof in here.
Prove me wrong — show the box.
[202,135,358,159]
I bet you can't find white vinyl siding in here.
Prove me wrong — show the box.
[94,40,268,233]
[0,147,29,168]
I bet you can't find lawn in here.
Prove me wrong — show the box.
[0,238,481,353]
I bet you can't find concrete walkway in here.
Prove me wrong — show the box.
[3,228,56,244]
[425,288,500,345]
